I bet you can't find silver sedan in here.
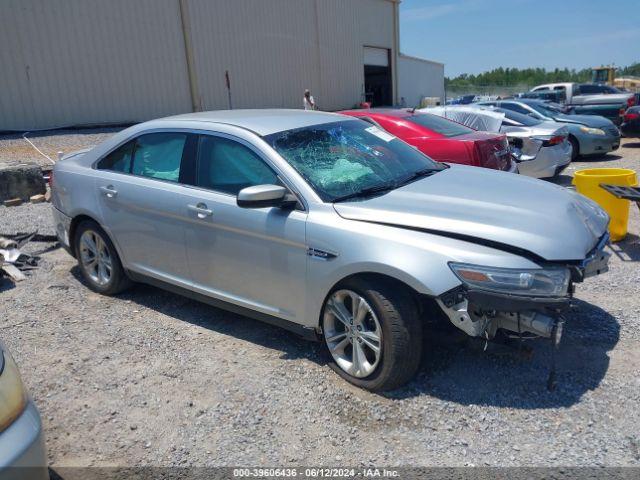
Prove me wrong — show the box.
[51,109,610,390]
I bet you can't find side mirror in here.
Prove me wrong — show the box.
[237,184,296,209]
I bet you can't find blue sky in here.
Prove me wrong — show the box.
[399,0,640,77]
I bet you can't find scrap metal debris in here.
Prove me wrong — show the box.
[0,231,57,283]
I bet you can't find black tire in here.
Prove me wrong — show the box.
[569,135,579,161]
[74,220,131,295]
[321,277,423,391]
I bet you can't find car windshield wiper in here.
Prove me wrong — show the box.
[395,167,441,187]
[332,182,399,203]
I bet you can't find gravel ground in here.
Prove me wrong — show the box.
[0,127,123,169]
[1,138,639,471]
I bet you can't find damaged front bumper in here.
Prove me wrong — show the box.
[437,233,610,344]
[436,287,567,343]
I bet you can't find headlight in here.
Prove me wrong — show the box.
[449,263,570,297]
[0,346,27,433]
[579,126,606,136]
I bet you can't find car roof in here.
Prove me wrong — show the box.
[158,109,348,136]
[340,108,414,118]
[516,98,545,104]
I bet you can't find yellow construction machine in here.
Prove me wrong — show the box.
[592,65,640,92]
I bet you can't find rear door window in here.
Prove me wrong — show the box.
[579,84,599,94]
[97,141,134,172]
[496,108,542,126]
[406,113,474,137]
[131,133,188,182]
[195,135,278,195]
[500,102,530,115]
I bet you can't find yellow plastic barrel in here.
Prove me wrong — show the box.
[572,168,638,242]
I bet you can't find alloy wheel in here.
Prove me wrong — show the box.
[323,289,382,378]
[79,230,113,286]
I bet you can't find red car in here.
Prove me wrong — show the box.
[339,108,516,172]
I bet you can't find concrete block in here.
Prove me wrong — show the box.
[0,163,46,202]
[30,194,47,204]
[3,198,23,207]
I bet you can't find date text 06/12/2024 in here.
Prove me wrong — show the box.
[233,467,400,478]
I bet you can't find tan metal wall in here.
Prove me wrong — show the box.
[150,0,396,112]
[0,0,193,130]
[0,0,410,130]
[398,54,445,107]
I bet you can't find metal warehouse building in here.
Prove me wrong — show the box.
[0,0,444,131]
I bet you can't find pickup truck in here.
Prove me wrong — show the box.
[529,83,635,125]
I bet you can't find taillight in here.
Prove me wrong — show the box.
[547,135,565,146]
[624,112,640,122]
[48,170,54,187]
[628,97,636,108]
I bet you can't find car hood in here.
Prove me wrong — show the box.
[553,114,613,128]
[333,165,608,261]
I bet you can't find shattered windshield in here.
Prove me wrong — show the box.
[264,120,444,202]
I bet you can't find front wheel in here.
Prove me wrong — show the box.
[569,136,580,161]
[322,278,422,391]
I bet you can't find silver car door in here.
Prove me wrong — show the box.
[182,133,307,323]
[95,132,195,287]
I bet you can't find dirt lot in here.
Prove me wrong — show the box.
[0,128,124,169]
[1,135,640,470]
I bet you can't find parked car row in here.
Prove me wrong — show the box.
[48,109,611,395]
[525,82,636,126]
[421,105,573,178]
[340,109,515,172]
[478,99,621,159]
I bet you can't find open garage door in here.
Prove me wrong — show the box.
[364,47,392,107]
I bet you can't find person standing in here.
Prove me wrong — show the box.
[303,89,316,110]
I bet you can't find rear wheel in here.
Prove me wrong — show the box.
[569,135,579,161]
[75,220,131,295]
[322,278,422,391]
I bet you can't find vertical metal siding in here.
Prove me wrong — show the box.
[0,0,192,130]
[398,55,445,107]
[0,0,406,129]
[186,0,323,111]
[315,0,395,110]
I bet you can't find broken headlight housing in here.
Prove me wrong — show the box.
[0,343,27,433]
[449,263,570,297]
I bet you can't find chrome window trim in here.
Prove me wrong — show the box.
[91,127,194,171]
[190,130,308,212]
[92,127,309,212]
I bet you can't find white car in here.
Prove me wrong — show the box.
[423,106,572,178]
[498,107,572,178]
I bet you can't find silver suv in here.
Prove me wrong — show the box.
[51,110,610,391]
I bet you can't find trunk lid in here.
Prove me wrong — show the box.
[453,131,513,171]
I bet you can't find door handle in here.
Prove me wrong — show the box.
[99,185,118,198]
[187,203,213,219]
